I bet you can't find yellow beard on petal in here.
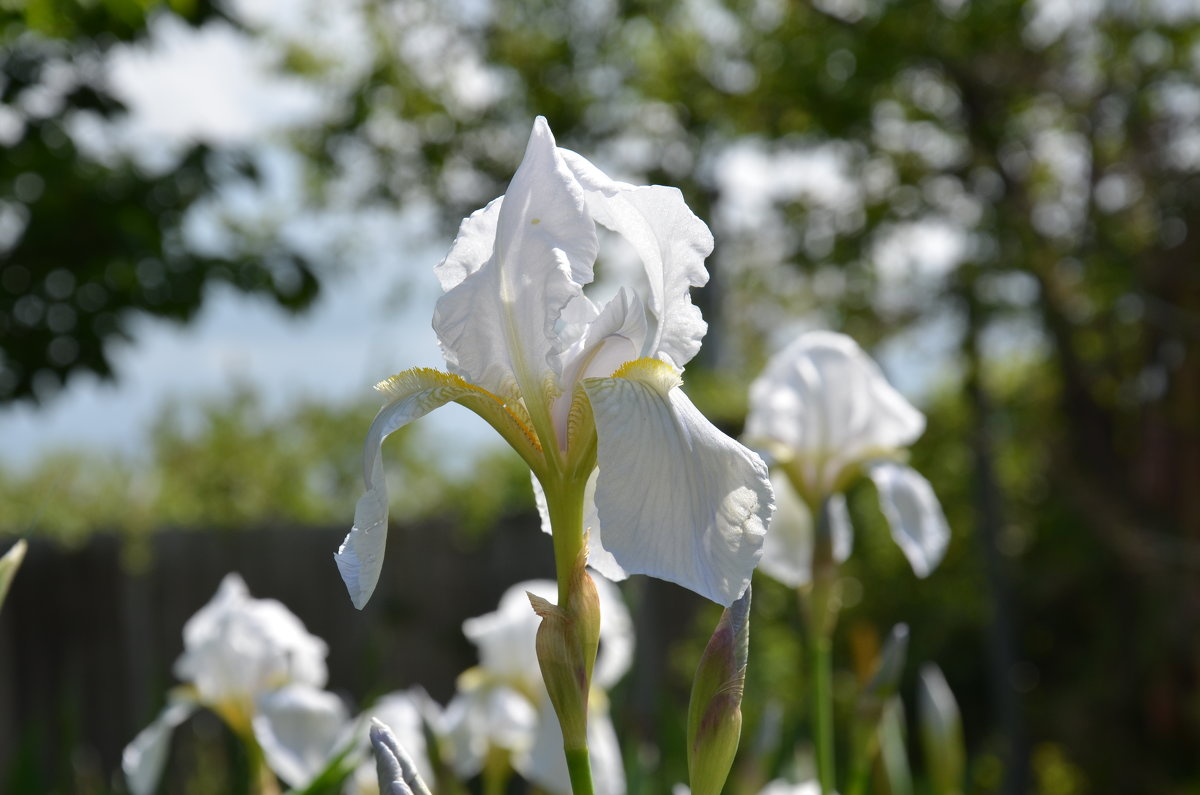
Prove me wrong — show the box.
[609,357,684,395]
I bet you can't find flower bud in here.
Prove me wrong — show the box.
[917,664,964,795]
[0,539,26,614]
[859,623,910,716]
[848,625,911,795]
[687,586,751,795]
[370,717,431,795]
[528,544,601,752]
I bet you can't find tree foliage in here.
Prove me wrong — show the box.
[0,0,319,403]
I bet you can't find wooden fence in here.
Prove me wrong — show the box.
[0,516,701,793]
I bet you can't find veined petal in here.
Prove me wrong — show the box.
[432,117,596,411]
[582,359,774,606]
[561,150,712,368]
[253,684,350,790]
[867,461,949,578]
[337,368,542,609]
[757,473,852,588]
[122,696,197,795]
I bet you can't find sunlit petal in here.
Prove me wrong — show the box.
[434,197,502,292]
[336,368,541,609]
[122,697,197,795]
[433,117,596,406]
[561,150,712,368]
[867,461,949,577]
[583,359,773,606]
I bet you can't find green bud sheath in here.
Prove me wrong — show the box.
[687,586,751,795]
[529,544,601,753]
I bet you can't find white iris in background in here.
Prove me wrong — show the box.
[743,331,950,586]
[122,573,329,795]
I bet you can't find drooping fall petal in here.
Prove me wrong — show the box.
[583,359,773,606]
[122,697,197,795]
[252,684,350,790]
[867,461,950,578]
[336,368,542,609]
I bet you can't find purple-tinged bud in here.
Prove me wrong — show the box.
[687,586,751,795]
[370,717,431,795]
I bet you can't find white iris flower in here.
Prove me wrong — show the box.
[743,331,950,586]
[122,573,329,795]
[336,117,772,608]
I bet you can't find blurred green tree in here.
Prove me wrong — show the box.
[0,0,319,403]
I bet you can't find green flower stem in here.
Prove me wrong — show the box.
[540,474,596,795]
[806,498,841,795]
[810,632,835,795]
[565,747,595,795]
[545,475,588,606]
[483,747,513,795]
[233,721,281,795]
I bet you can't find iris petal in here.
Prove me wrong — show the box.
[560,150,712,368]
[582,359,773,606]
[867,461,950,578]
[253,684,350,789]
[122,697,197,795]
[432,117,595,414]
[336,369,542,609]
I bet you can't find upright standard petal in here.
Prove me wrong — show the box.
[867,461,950,578]
[336,368,543,609]
[176,573,328,705]
[560,150,712,368]
[745,331,925,495]
[582,359,773,606]
[432,117,596,411]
